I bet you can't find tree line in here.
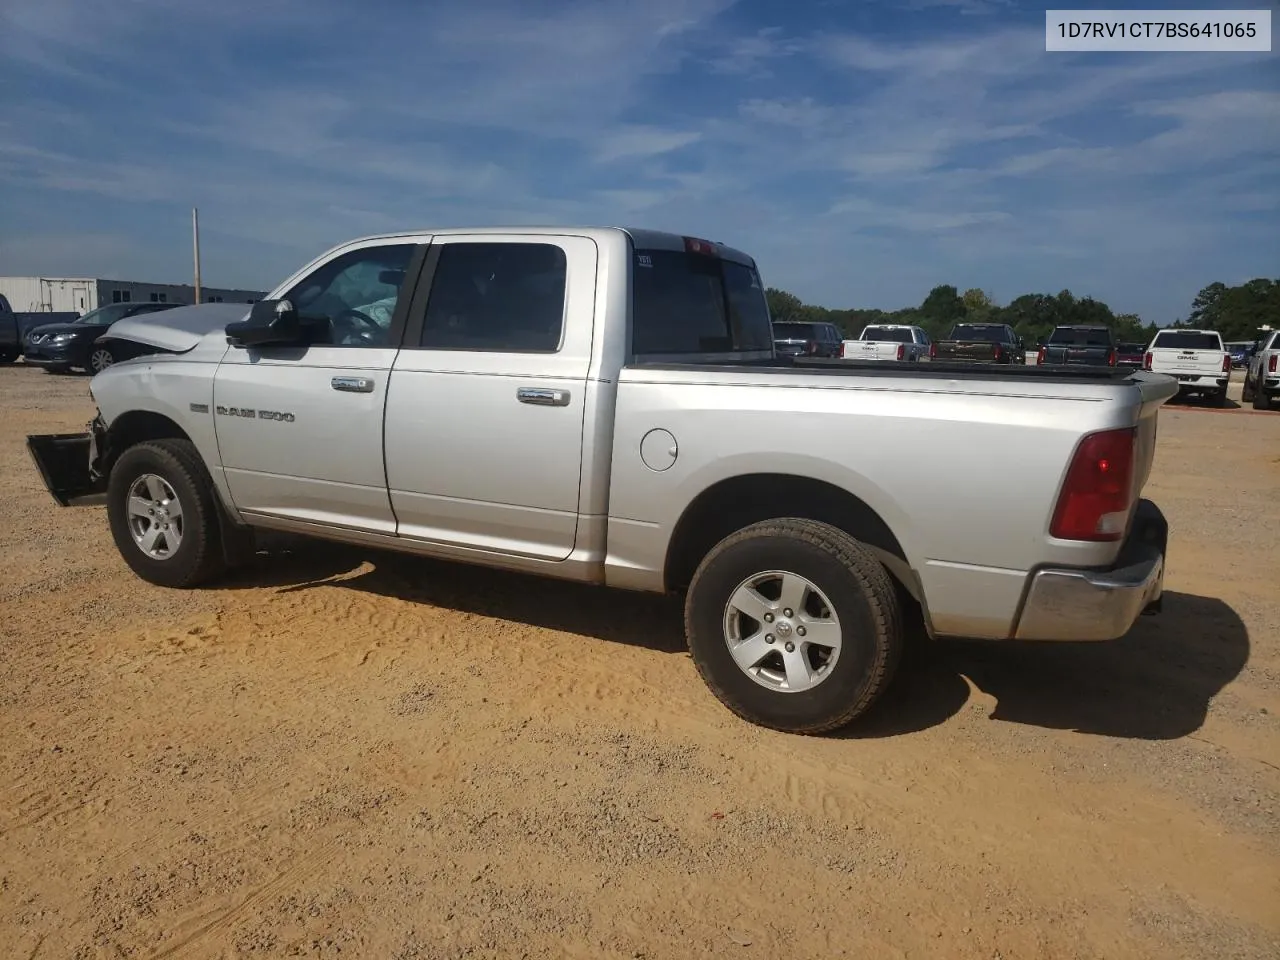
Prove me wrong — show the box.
[766,277,1280,346]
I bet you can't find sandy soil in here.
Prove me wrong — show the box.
[2,363,1277,960]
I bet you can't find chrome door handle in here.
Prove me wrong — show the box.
[332,376,375,393]
[517,387,570,407]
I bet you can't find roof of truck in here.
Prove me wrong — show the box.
[331,225,757,267]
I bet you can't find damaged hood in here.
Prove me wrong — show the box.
[102,302,250,353]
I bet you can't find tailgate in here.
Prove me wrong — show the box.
[1150,348,1224,377]
[935,341,997,362]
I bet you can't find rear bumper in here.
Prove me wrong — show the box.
[26,419,109,506]
[1013,499,1166,642]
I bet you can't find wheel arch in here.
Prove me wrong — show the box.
[663,472,921,604]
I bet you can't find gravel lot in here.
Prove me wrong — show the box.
[1,363,1277,959]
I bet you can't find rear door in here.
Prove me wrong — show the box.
[383,234,596,560]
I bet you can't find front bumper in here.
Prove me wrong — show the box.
[26,417,109,506]
[22,340,79,366]
[1013,499,1166,641]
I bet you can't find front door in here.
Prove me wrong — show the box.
[384,234,595,560]
[214,240,423,533]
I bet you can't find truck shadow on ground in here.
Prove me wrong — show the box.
[229,538,1248,742]
[849,591,1249,741]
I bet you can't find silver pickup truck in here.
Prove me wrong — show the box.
[27,227,1176,734]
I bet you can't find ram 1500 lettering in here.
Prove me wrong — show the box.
[27,227,1176,734]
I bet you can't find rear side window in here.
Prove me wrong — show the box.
[1049,328,1112,346]
[863,327,913,343]
[632,250,772,356]
[420,242,567,352]
[1151,331,1222,351]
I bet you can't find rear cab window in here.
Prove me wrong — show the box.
[950,324,1008,343]
[1049,328,1112,346]
[631,241,773,361]
[1151,331,1223,351]
[862,326,913,343]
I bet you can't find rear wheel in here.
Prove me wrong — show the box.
[1242,374,1255,402]
[685,518,902,734]
[1256,385,1272,411]
[1215,386,1229,407]
[107,439,226,588]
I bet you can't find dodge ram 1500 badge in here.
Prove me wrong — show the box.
[27,227,1176,734]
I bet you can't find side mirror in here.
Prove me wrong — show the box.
[225,299,301,346]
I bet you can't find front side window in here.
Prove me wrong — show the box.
[286,243,416,347]
[419,242,567,352]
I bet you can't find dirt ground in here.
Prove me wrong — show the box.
[2,363,1277,960]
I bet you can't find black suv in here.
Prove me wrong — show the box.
[23,301,182,374]
[773,321,843,358]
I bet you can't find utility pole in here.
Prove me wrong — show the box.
[192,207,202,304]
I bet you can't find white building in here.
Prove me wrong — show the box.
[0,276,266,315]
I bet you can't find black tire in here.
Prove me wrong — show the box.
[1215,387,1229,407]
[1242,374,1255,403]
[685,518,902,734]
[87,344,115,374]
[1256,386,1272,411]
[107,439,227,588]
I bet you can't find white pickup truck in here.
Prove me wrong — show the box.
[1242,329,1279,411]
[840,324,930,362]
[1143,328,1230,405]
[27,226,1176,734]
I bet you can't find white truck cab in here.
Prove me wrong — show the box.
[840,324,930,362]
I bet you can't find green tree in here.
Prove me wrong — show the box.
[962,288,994,317]
[765,288,804,322]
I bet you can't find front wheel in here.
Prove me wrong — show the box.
[685,518,903,734]
[107,439,227,588]
[88,345,115,374]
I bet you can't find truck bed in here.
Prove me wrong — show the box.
[635,356,1138,384]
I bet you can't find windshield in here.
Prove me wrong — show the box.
[1048,328,1112,346]
[1152,331,1222,351]
[861,326,913,343]
[949,324,1007,343]
[773,322,818,340]
[631,249,773,357]
[75,304,132,326]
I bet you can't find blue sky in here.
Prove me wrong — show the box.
[0,0,1276,321]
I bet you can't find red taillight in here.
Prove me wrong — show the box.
[840,342,847,358]
[1270,354,1278,373]
[1222,354,1231,373]
[993,346,1003,362]
[1036,347,1045,365]
[1050,428,1137,542]
[682,236,717,256]
[929,342,936,359]
[1108,349,1117,367]
[896,343,905,361]
[1143,352,1152,371]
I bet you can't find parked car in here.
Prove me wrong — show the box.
[1115,342,1147,369]
[1241,330,1280,411]
[932,323,1025,364]
[1143,328,1230,405]
[1037,325,1116,366]
[0,294,17,364]
[773,321,843,358]
[1228,344,1251,368]
[22,301,183,374]
[840,324,929,361]
[27,226,1175,734]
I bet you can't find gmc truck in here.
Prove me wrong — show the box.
[1143,329,1230,405]
[26,227,1175,734]
[840,324,930,362]
[1242,329,1279,411]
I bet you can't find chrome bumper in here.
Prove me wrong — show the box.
[1014,500,1166,642]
